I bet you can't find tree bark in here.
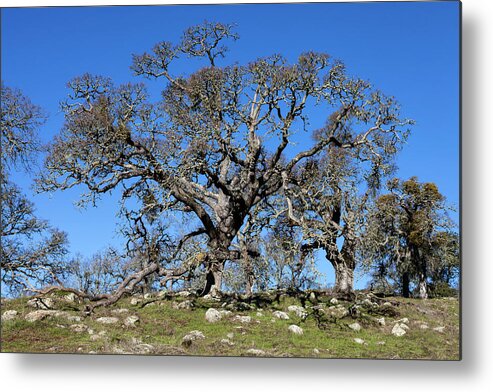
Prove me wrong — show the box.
[402,272,410,298]
[200,262,224,296]
[418,273,428,299]
[333,261,354,294]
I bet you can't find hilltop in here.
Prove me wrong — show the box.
[0,290,459,360]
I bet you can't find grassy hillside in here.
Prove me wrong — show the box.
[0,290,460,360]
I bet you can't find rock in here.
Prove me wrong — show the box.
[246,348,266,356]
[1,310,18,322]
[382,302,392,307]
[348,322,362,332]
[157,290,168,298]
[219,310,232,316]
[233,315,251,323]
[111,308,129,314]
[130,298,141,306]
[287,305,307,318]
[376,317,386,326]
[392,323,408,337]
[309,292,317,302]
[256,311,263,317]
[182,330,205,347]
[95,317,119,325]
[124,315,140,327]
[69,324,88,333]
[25,310,58,322]
[397,317,409,324]
[313,348,320,354]
[327,306,348,319]
[288,325,304,335]
[220,338,235,346]
[177,291,192,297]
[353,338,365,344]
[143,293,153,299]
[133,343,154,354]
[205,308,222,323]
[272,311,290,320]
[63,293,78,303]
[172,300,193,310]
[27,297,55,310]
[433,326,445,333]
[329,298,339,305]
[419,324,429,330]
[376,341,386,345]
[226,332,234,339]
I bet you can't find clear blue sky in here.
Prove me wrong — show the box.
[1,1,460,289]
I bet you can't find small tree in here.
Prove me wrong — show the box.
[363,177,457,298]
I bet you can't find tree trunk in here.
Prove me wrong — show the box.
[418,274,428,299]
[402,272,410,298]
[334,262,354,295]
[200,263,223,297]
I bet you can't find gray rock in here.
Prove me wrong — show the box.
[95,316,119,325]
[175,300,194,310]
[313,348,320,354]
[353,338,365,344]
[288,324,304,335]
[27,297,55,310]
[1,310,18,322]
[272,311,290,320]
[376,341,386,345]
[433,326,445,333]
[220,338,235,346]
[392,323,408,337]
[287,305,307,318]
[329,298,339,305]
[219,309,232,317]
[348,322,362,332]
[376,317,386,326]
[124,315,140,327]
[25,310,58,322]
[130,298,141,306]
[63,293,78,303]
[182,330,206,347]
[397,317,409,324]
[69,323,88,333]
[226,332,234,339]
[327,306,348,319]
[111,308,129,314]
[233,315,251,323]
[246,348,266,356]
[256,311,264,317]
[419,323,429,330]
[205,308,222,323]
[177,291,192,297]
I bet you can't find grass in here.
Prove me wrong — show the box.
[0,292,460,360]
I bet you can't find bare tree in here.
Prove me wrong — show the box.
[1,84,69,296]
[37,21,411,300]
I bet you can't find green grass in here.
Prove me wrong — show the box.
[0,294,460,359]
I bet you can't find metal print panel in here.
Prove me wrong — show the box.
[0,1,460,360]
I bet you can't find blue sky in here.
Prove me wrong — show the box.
[1,2,460,289]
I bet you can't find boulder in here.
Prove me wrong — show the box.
[27,297,55,310]
[95,317,119,325]
[353,338,365,344]
[288,325,304,335]
[433,326,445,333]
[124,315,140,327]
[329,298,339,305]
[392,323,408,337]
[182,330,205,347]
[173,300,193,310]
[24,310,77,322]
[376,317,386,326]
[130,298,141,306]
[287,305,307,318]
[272,311,290,320]
[205,308,222,323]
[348,322,362,332]
[69,324,88,333]
[220,338,235,346]
[327,305,348,319]
[63,293,78,303]
[246,348,266,356]
[1,310,18,322]
[233,315,251,324]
